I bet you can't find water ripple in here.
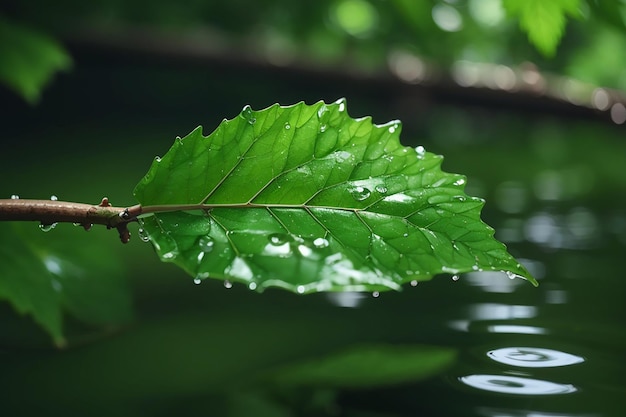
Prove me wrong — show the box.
[487,347,584,368]
[459,374,577,395]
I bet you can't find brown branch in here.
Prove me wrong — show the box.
[0,197,143,243]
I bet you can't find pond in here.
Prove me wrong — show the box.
[0,52,624,416]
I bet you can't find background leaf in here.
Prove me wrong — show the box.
[0,223,132,345]
[134,100,535,292]
[0,18,71,103]
[503,0,582,56]
[266,343,457,388]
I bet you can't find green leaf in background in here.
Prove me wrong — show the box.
[134,99,535,293]
[0,17,72,103]
[503,0,582,57]
[267,343,457,388]
[0,223,132,345]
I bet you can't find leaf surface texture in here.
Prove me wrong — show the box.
[134,99,535,292]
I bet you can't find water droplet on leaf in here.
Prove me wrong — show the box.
[350,186,371,201]
[415,145,426,158]
[268,233,290,246]
[298,244,313,257]
[319,124,328,133]
[454,178,466,186]
[241,105,256,125]
[284,122,291,130]
[505,271,518,280]
[452,274,460,281]
[317,104,330,124]
[297,285,306,294]
[193,278,202,285]
[375,185,388,194]
[50,195,58,201]
[410,280,418,287]
[198,236,215,253]
[10,194,19,199]
[138,228,150,242]
[313,237,329,248]
[39,223,57,232]
[224,280,233,289]
[372,291,380,298]
[248,282,258,290]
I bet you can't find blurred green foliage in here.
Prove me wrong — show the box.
[0,17,71,103]
[2,0,626,102]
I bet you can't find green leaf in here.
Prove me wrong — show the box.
[503,0,582,56]
[134,99,536,293]
[0,223,132,345]
[267,343,457,388]
[0,17,72,103]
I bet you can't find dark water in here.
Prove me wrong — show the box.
[0,51,625,416]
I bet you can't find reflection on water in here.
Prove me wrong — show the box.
[487,347,584,368]
[459,374,577,395]
[476,407,598,417]
[487,325,547,334]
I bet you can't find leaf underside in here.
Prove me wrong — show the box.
[134,99,535,293]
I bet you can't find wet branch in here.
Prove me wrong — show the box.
[0,198,143,243]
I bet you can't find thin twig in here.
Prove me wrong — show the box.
[0,198,139,243]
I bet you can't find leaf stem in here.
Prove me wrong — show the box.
[0,199,364,243]
[0,198,137,243]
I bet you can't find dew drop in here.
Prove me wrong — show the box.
[319,124,328,133]
[388,124,397,133]
[317,104,330,123]
[505,271,518,280]
[350,186,371,201]
[10,194,19,199]
[415,145,426,158]
[248,282,258,290]
[193,278,202,285]
[39,222,57,232]
[198,236,215,253]
[410,280,418,287]
[224,280,233,289]
[375,185,388,194]
[472,265,479,271]
[268,233,290,246]
[138,228,150,242]
[241,105,256,125]
[372,291,380,298]
[452,274,460,281]
[50,195,58,201]
[296,285,306,294]
[337,99,346,112]
[313,237,329,248]
[284,122,291,130]
[298,244,313,257]
[454,178,466,186]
